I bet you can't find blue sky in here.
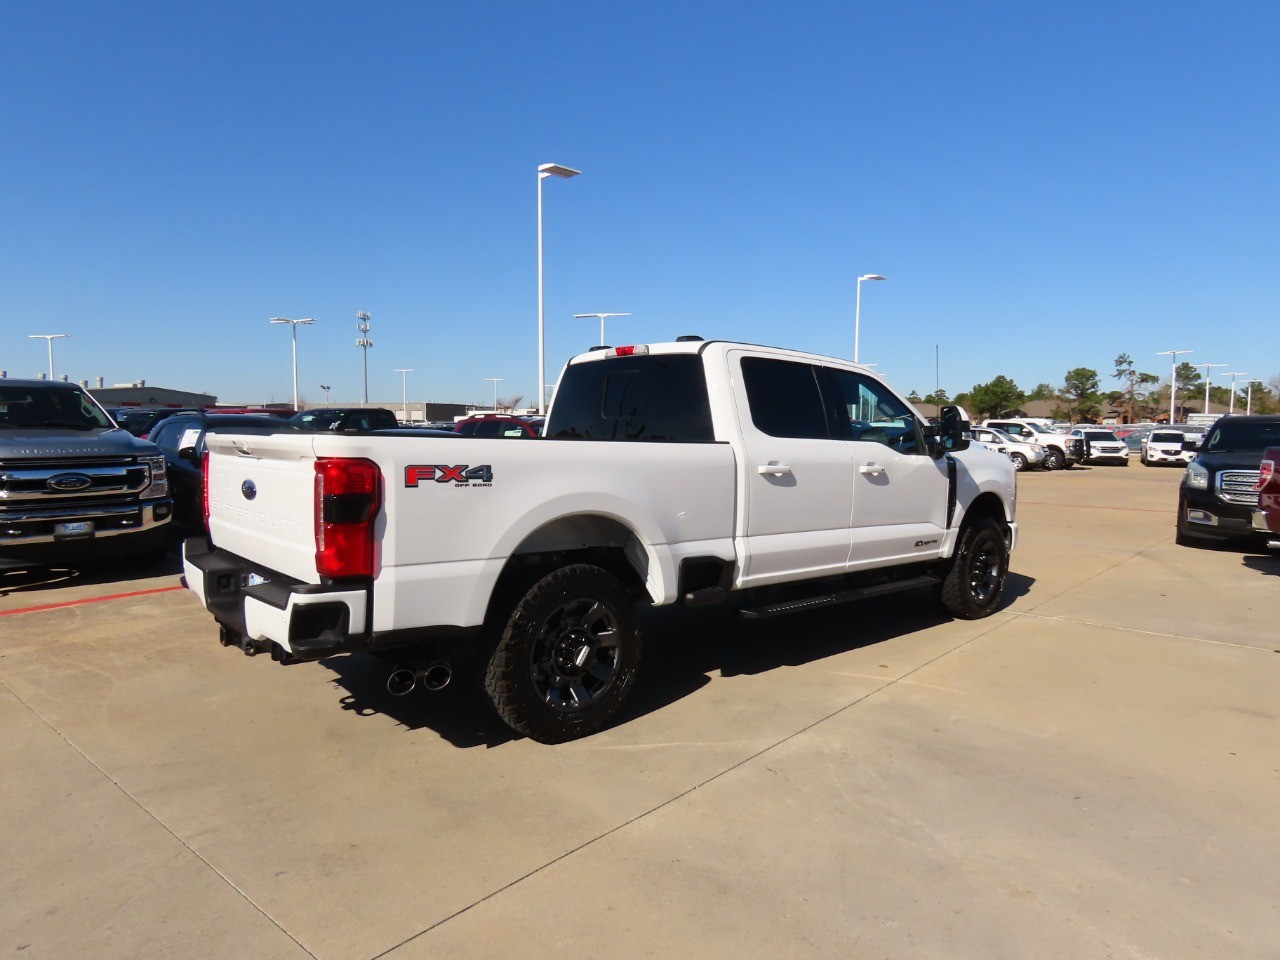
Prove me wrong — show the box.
[2,1,1277,408]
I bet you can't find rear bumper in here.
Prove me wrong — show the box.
[182,537,370,660]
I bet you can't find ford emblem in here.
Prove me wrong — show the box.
[48,473,93,492]
[241,480,257,500]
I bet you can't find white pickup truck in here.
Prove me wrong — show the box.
[183,339,1018,742]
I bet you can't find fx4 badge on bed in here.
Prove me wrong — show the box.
[405,465,494,487]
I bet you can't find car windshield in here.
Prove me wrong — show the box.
[0,385,114,430]
[1083,430,1119,442]
[1202,419,1280,454]
[1151,431,1184,443]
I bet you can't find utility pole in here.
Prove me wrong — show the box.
[356,312,373,405]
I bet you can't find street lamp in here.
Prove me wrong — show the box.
[854,274,886,364]
[321,384,331,404]
[1222,372,1248,415]
[1245,379,1265,416]
[1156,349,1192,424]
[394,368,414,421]
[269,317,316,411]
[28,334,69,380]
[573,312,632,347]
[484,377,503,412]
[356,311,373,405]
[537,162,581,415]
[1197,362,1228,416]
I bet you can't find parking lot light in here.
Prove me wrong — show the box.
[28,334,69,380]
[855,275,886,364]
[484,377,503,413]
[1197,363,1228,416]
[394,368,414,421]
[1223,372,1248,415]
[1156,349,1192,423]
[537,162,581,416]
[269,318,316,411]
[573,312,632,347]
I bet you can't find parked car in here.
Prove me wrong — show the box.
[147,412,295,530]
[982,419,1085,470]
[1070,427,1130,466]
[109,407,201,438]
[1177,415,1280,547]
[971,426,1046,471]
[0,381,173,569]
[1141,429,1200,466]
[453,414,542,438]
[289,407,400,432]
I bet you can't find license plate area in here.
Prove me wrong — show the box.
[54,520,94,539]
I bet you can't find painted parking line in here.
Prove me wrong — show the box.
[0,584,186,618]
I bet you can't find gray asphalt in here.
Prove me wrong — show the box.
[2,462,1276,960]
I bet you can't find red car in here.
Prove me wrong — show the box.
[453,414,543,438]
[1252,446,1280,538]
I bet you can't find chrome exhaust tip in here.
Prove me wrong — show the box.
[386,667,418,697]
[421,660,452,692]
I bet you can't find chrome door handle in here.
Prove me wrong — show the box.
[859,463,885,476]
[757,462,792,477]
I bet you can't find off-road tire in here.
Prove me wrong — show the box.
[1009,452,1027,472]
[1043,448,1065,470]
[939,518,1008,620]
[484,564,641,743]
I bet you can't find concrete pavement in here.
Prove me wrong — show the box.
[2,463,1276,959]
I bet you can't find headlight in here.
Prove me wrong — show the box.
[1185,461,1209,490]
[141,455,169,499]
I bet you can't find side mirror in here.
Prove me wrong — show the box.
[178,446,199,464]
[936,405,971,455]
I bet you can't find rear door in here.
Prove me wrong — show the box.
[729,353,854,588]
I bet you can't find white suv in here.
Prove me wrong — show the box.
[971,426,1046,471]
[1070,427,1130,466]
[1141,429,1200,466]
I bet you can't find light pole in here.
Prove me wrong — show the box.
[28,334,69,380]
[537,162,581,416]
[1245,379,1265,416]
[573,312,632,347]
[854,274,886,363]
[484,377,503,412]
[1223,372,1247,415]
[269,317,316,411]
[1156,349,1192,424]
[321,384,331,404]
[356,311,373,405]
[1197,362,1228,416]
[394,368,413,421]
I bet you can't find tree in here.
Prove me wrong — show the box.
[497,395,524,413]
[1062,367,1102,421]
[1026,382,1057,401]
[907,389,922,402]
[922,389,950,405]
[966,376,1025,419]
[1111,353,1159,423]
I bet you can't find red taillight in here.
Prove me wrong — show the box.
[314,458,382,579]
[201,450,211,531]
[1257,459,1275,491]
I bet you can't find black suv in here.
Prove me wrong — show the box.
[288,407,400,432]
[1177,415,1280,547]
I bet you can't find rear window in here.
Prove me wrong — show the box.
[547,354,714,441]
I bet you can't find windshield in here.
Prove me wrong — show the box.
[0,385,114,430]
[1151,431,1184,443]
[1202,419,1280,454]
[1083,431,1119,442]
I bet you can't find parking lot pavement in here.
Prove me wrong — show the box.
[2,465,1277,960]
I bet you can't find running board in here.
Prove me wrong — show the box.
[739,574,939,620]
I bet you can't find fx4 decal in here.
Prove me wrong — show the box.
[405,465,494,487]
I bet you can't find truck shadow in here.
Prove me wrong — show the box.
[0,547,183,597]
[1242,555,1280,576]
[317,575,1034,748]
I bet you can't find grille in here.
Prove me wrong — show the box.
[1218,470,1260,505]
[0,458,149,504]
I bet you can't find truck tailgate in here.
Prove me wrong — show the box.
[205,433,319,582]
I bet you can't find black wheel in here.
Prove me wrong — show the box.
[1009,452,1027,472]
[484,564,641,743]
[1043,448,1065,470]
[940,518,1008,620]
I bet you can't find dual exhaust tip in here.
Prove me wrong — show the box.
[387,660,452,696]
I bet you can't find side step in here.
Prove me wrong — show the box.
[739,574,939,620]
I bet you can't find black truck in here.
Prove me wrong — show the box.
[0,379,173,569]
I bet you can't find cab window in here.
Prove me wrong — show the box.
[825,369,924,454]
[740,357,829,439]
